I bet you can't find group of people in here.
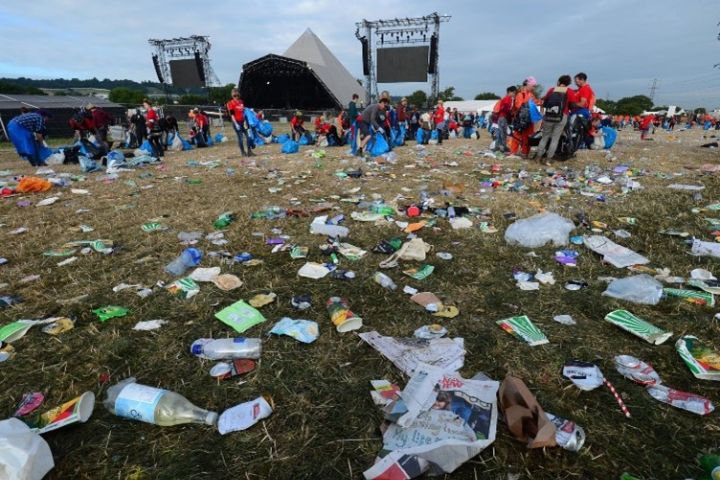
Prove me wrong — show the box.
[492,72,596,164]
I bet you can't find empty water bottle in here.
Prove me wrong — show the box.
[104,377,217,426]
[190,338,262,360]
[373,272,397,290]
[164,247,202,276]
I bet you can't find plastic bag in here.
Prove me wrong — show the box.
[602,127,617,149]
[276,133,290,144]
[138,140,153,154]
[258,121,273,137]
[369,132,390,157]
[79,155,101,173]
[602,274,663,305]
[505,212,575,248]
[0,418,54,480]
[298,132,313,145]
[169,134,183,151]
[281,140,299,154]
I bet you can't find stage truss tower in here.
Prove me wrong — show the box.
[148,35,221,87]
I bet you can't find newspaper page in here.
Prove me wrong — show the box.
[358,331,465,375]
[364,364,498,479]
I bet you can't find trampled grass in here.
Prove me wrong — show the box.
[1,126,719,479]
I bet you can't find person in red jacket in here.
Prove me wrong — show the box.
[143,99,163,158]
[493,86,517,153]
[226,88,252,156]
[433,99,445,144]
[290,111,306,141]
[86,103,113,150]
[640,114,655,140]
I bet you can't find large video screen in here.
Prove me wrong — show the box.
[376,46,429,83]
[169,59,204,88]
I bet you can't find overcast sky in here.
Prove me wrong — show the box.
[2,0,719,108]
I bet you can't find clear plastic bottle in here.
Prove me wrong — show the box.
[309,222,349,238]
[104,377,217,426]
[190,338,262,360]
[373,272,397,290]
[164,247,202,276]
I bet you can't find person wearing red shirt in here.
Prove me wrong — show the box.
[143,99,163,158]
[189,108,209,147]
[570,72,595,120]
[640,114,655,140]
[290,111,306,141]
[493,86,517,153]
[226,88,252,156]
[433,100,445,144]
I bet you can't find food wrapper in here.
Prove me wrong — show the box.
[269,317,319,343]
[676,335,720,380]
[604,310,672,345]
[28,392,95,434]
[497,315,549,346]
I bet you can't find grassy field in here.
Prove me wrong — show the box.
[1,126,719,480]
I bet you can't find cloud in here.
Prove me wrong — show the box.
[1,0,718,108]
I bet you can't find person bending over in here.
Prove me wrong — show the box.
[357,97,389,156]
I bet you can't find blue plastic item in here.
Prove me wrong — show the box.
[430,129,439,141]
[245,109,260,128]
[276,133,290,144]
[258,121,273,137]
[602,127,617,149]
[138,140,153,154]
[369,132,390,157]
[214,133,225,143]
[298,132,313,145]
[281,140,300,154]
[528,99,543,123]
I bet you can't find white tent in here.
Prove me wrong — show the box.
[443,100,498,113]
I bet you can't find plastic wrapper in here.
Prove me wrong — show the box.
[358,331,465,375]
[504,212,575,248]
[0,418,54,480]
[675,336,720,381]
[364,364,498,479]
[646,385,714,416]
[269,317,319,343]
[214,300,266,334]
[583,235,649,268]
[602,274,663,305]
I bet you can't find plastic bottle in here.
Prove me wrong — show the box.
[104,377,217,426]
[190,338,262,360]
[309,222,349,238]
[699,453,720,480]
[164,248,202,276]
[373,272,397,290]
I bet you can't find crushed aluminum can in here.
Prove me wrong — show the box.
[545,412,586,452]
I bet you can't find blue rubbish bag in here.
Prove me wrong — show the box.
[391,125,405,146]
[602,127,617,149]
[430,129,439,141]
[139,140,153,154]
[281,140,299,154]
[181,137,193,150]
[416,128,429,144]
[214,133,226,143]
[166,132,175,146]
[245,109,260,129]
[369,132,390,157]
[276,133,290,144]
[79,155,101,173]
[528,99,543,123]
[258,121,273,137]
[298,132,313,145]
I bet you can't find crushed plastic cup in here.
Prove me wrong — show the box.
[326,297,362,333]
[210,359,256,380]
[645,384,715,416]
